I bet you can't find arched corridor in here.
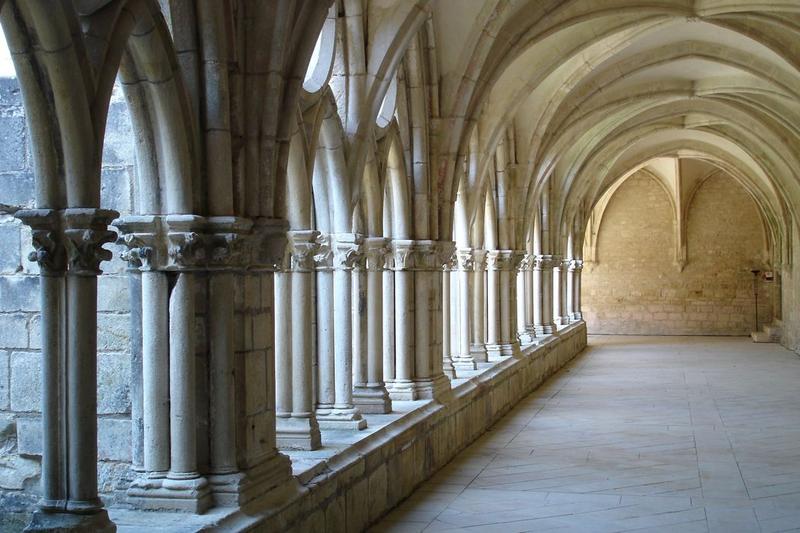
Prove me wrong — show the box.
[0,1,798,532]
[373,336,800,533]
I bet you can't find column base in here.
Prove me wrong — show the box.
[485,342,520,360]
[534,324,556,336]
[208,452,294,507]
[353,385,392,414]
[127,474,212,513]
[276,415,322,450]
[442,357,456,379]
[25,509,115,533]
[518,331,537,345]
[387,374,450,401]
[570,312,583,320]
[556,316,571,326]
[317,408,367,430]
[452,356,477,371]
[470,343,488,362]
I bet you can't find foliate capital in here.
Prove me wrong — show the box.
[15,209,66,274]
[471,249,487,272]
[287,230,320,272]
[485,250,519,271]
[363,237,390,271]
[455,248,474,271]
[569,259,584,272]
[331,233,363,271]
[390,240,455,272]
[535,254,561,270]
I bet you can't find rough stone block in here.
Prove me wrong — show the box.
[0,454,39,490]
[98,418,131,461]
[0,225,21,274]
[0,314,29,349]
[10,351,39,412]
[0,115,26,173]
[97,352,130,414]
[0,350,7,409]
[97,275,130,312]
[0,276,38,312]
[97,313,130,352]
[16,417,40,456]
[100,167,132,215]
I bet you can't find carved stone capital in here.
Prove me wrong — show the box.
[331,233,363,271]
[485,250,520,271]
[62,208,119,276]
[517,253,535,272]
[390,240,454,272]
[15,209,66,274]
[569,259,584,272]
[363,238,389,272]
[536,254,561,270]
[455,249,473,271]
[313,234,334,271]
[286,230,320,272]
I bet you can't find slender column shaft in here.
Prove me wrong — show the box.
[572,260,583,319]
[209,273,237,473]
[129,271,144,472]
[141,271,169,475]
[292,269,315,417]
[525,267,534,330]
[382,270,395,383]
[458,266,471,359]
[442,268,453,376]
[516,269,526,337]
[66,275,100,509]
[40,274,65,508]
[533,265,543,327]
[553,266,562,325]
[414,271,431,379]
[486,267,499,345]
[367,267,383,385]
[333,268,355,409]
[558,260,570,324]
[316,270,334,412]
[352,266,367,389]
[168,272,199,477]
[395,270,414,382]
[274,272,291,418]
[566,265,575,319]
[470,253,487,360]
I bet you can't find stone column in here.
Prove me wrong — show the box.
[518,254,536,344]
[353,238,392,414]
[382,255,396,388]
[453,249,476,370]
[571,259,584,320]
[442,259,455,378]
[388,240,452,400]
[317,234,366,429]
[485,251,501,361]
[470,250,488,362]
[314,235,335,417]
[276,230,322,449]
[555,258,571,325]
[566,259,575,319]
[486,250,522,359]
[535,255,558,335]
[17,208,117,532]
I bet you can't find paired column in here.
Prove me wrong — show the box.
[517,254,537,344]
[276,230,322,449]
[554,258,571,326]
[353,238,392,414]
[17,208,117,532]
[315,233,367,429]
[387,240,452,400]
[452,249,477,371]
[534,255,558,335]
[470,250,488,361]
[485,250,522,359]
[570,259,584,320]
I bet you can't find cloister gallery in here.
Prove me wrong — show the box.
[0,1,798,531]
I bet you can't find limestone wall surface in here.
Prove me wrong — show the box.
[0,77,135,508]
[583,171,774,336]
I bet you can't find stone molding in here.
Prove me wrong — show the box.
[472,249,487,272]
[455,248,474,271]
[287,230,320,273]
[363,237,390,272]
[485,250,525,271]
[114,215,288,272]
[16,208,118,276]
[568,259,584,272]
[517,253,535,272]
[390,240,455,272]
[535,254,562,270]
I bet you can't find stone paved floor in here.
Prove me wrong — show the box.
[371,336,800,533]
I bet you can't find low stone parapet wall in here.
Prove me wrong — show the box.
[211,322,587,532]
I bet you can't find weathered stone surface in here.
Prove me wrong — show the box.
[97,313,131,352]
[97,275,130,313]
[0,224,21,274]
[98,419,131,462]
[0,315,28,349]
[0,351,8,410]
[15,417,40,456]
[0,454,39,490]
[9,351,39,412]
[97,353,130,414]
[0,276,38,312]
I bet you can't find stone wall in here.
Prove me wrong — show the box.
[583,171,774,336]
[782,222,800,354]
[0,76,135,508]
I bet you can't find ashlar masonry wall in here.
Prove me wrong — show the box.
[583,171,774,336]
